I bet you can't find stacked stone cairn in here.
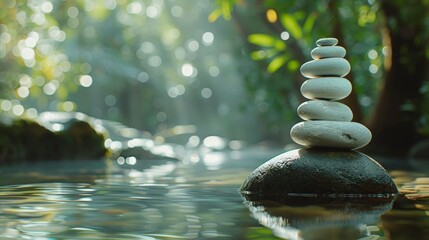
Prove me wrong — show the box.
[291,37,372,149]
[240,38,398,198]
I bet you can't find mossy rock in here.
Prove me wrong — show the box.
[0,118,107,164]
[58,119,107,160]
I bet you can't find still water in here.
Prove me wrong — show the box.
[0,148,428,239]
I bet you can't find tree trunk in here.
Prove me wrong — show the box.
[328,0,363,122]
[366,0,429,156]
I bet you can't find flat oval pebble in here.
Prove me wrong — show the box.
[301,77,352,100]
[290,121,372,149]
[311,46,346,59]
[316,38,338,46]
[297,100,353,121]
[300,58,351,78]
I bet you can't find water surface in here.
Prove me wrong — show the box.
[0,149,428,239]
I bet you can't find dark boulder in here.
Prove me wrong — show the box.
[240,148,398,198]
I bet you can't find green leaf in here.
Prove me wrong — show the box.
[248,34,275,47]
[280,14,303,39]
[273,40,286,50]
[250,49,280,60]
[209,0,237,21]
[265,49,282,58]
[221,0,232,20]
[268,55,288,73]
[303,12,317,34]
[287,60,300,71]
[248,34,285,49]
[250,51,266,60]
[208,8,223,22]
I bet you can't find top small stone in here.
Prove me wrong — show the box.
[316,38,338,47]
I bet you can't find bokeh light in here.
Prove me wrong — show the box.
[17,87,30,98]
[181,63,194,77]
[369,64,378,74]
[208,66,220,77]
[202,32,214,46]
[368,50,378,59]
[266,9,277,23]
[127,1,144,14]
[62,101,75,112]
[105,95,117,106]
[12,104,24,116]
[146,5,159,18]
[0,0,271,145]
[0,100,12,111]
[201,88,212,99]
[41,2,53,13]
[187,40,200,52]
[43,81,58,95]
[280,31,290,40]
[79,75,93,87]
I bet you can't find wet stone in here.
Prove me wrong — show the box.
[301,77,352,100]
[311,46,346,59]
[240,148,398,196]
[316,38,338,47]
[297,100,353,121]
[240,37,398,198]
[290,121,372,149]
[300,58,351,78]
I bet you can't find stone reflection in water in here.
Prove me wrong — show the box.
[242,195,395,240]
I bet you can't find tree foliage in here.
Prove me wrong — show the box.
[1,0,275,144]
[211,0,429,155]
[2,0,429,154]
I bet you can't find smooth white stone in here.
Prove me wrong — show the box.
[316,38,338,46]
[311,46,346,59]
[297,100,353,121]
[300,58,351,78]
[290,121,372,149]
[301,77,352,100]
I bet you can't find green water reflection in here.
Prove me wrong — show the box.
[0,150,428,239]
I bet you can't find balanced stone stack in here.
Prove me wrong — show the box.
[290,38,372,149]
[240,38,398,198]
